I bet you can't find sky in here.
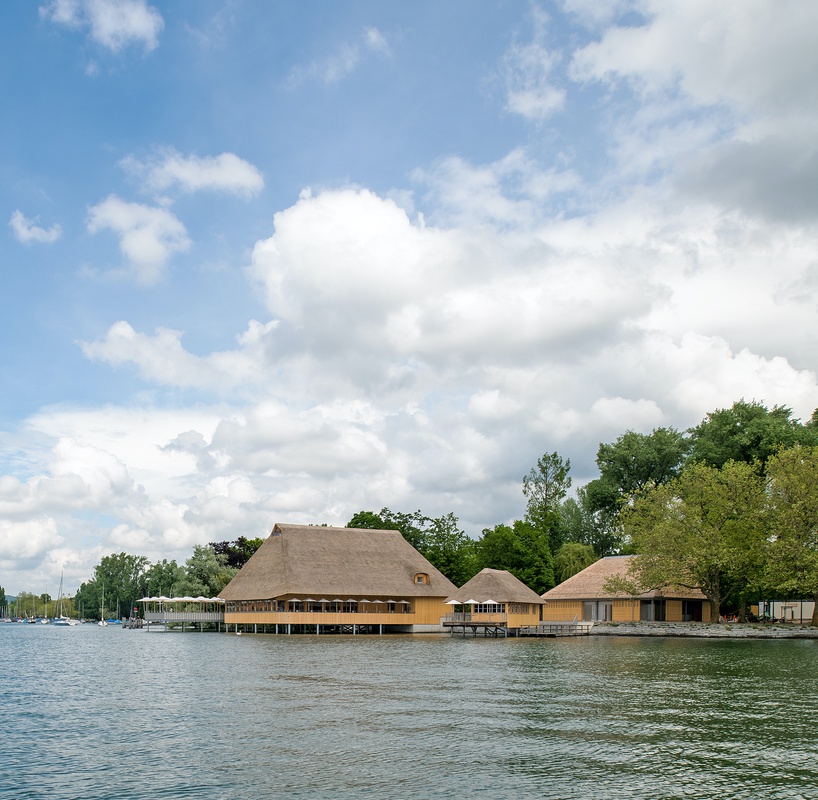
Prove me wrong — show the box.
[2,0,818,596]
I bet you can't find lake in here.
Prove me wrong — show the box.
[1,624,816,799]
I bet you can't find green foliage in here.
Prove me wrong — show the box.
[766,445,818,625]
[476,520,554,594]
[347,510,389,530]
[621,460,767,622]
[554,542,598,583]
[176,545,238,597]
[0,585,6,609]
[584,427,689,517]
[560,491,624,557]
[688,400,818,470]
[523,451,572,553]
[347,508,477,585]
[210,537,264,569]
[143,559,185,596]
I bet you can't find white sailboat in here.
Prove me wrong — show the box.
[98,584,108,627]
[52,572,80,626]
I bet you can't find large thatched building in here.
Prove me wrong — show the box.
[220,523,458,633]
[444,568,544,630]
[541,555,711,623]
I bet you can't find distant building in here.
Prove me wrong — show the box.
[220,523,458,633]
[541,555,711,623]
[443,568,544,632]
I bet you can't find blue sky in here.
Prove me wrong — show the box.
[3,0,818,594]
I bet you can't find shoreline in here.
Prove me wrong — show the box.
[590,621,818,639]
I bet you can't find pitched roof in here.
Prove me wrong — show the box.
[446,568,545,604]
[541,555,707,601]
[219,523,457,601]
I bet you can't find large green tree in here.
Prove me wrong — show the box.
[688,400,818,470]
[584,427,689,516]
[143,559,185,597]
[210,536,264,569]
[476,520,554,594]
[75,552,150,619]
[176,545,237,597]
[766,445,818,626]
[523,451,572,553]
[554,542,598,584]
[620,460,766,622]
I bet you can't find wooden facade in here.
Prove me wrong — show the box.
[443,568,545,636]
[541,556,711,623]
[220,524,458,633]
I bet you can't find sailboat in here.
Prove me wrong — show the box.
[52,572,80,626]
[98,585,108,627]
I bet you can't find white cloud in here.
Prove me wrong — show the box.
[120,148,264,198]
[40,0,164,53]
[86,195,190,285]
[9,210,62,244]
[287,26,391,87]
[503,6,565,119]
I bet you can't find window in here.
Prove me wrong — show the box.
[474,603,505,614]
[414,573,429,584]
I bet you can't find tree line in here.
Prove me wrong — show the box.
[350,400,818,622]
[5,399,816,623]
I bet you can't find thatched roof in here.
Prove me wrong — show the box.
[446,568,544,605]
[219,523,457,601]
[541,555,707,601]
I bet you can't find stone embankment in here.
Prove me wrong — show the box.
[591,621,818,639]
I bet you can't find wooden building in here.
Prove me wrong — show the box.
[220,523,458,634]
[541,555,711,623]
[443,568,544,635]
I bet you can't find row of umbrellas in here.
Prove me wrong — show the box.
[287,598,410,604]
[138,596,225,603]
[445,599,500,605]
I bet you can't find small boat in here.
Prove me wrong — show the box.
[98,585,108,627]
[52,571,81,625]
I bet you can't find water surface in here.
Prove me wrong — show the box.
[2,625,816,799]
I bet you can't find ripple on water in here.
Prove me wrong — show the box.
[0,627,816,799]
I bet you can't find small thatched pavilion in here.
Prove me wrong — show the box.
[220,523,458,634]
[444,568,544,631]
[541,555,710,623]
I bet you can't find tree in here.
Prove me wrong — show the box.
[346,508,477,585]
[554,542,598,583]
[523,452,572,553]
[210,537,264,569]
[143,559,185,597]
[476,520,554,594]
[688,400,818,470]
[76,552,150,620]
[584,427,689,517]
[766,445,818,626]
[176,545,237,597]
[560,491,624,557]
[620,460,766,623]
[420,513,478,586]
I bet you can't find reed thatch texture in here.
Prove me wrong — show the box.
[445,568,544,604]
[219,523,457,601]
[541,555,707,601]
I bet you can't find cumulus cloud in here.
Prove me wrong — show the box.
[9,210,62,244]
[40,0,164,53]
[86,195,190,284]
[120,148,264,198]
